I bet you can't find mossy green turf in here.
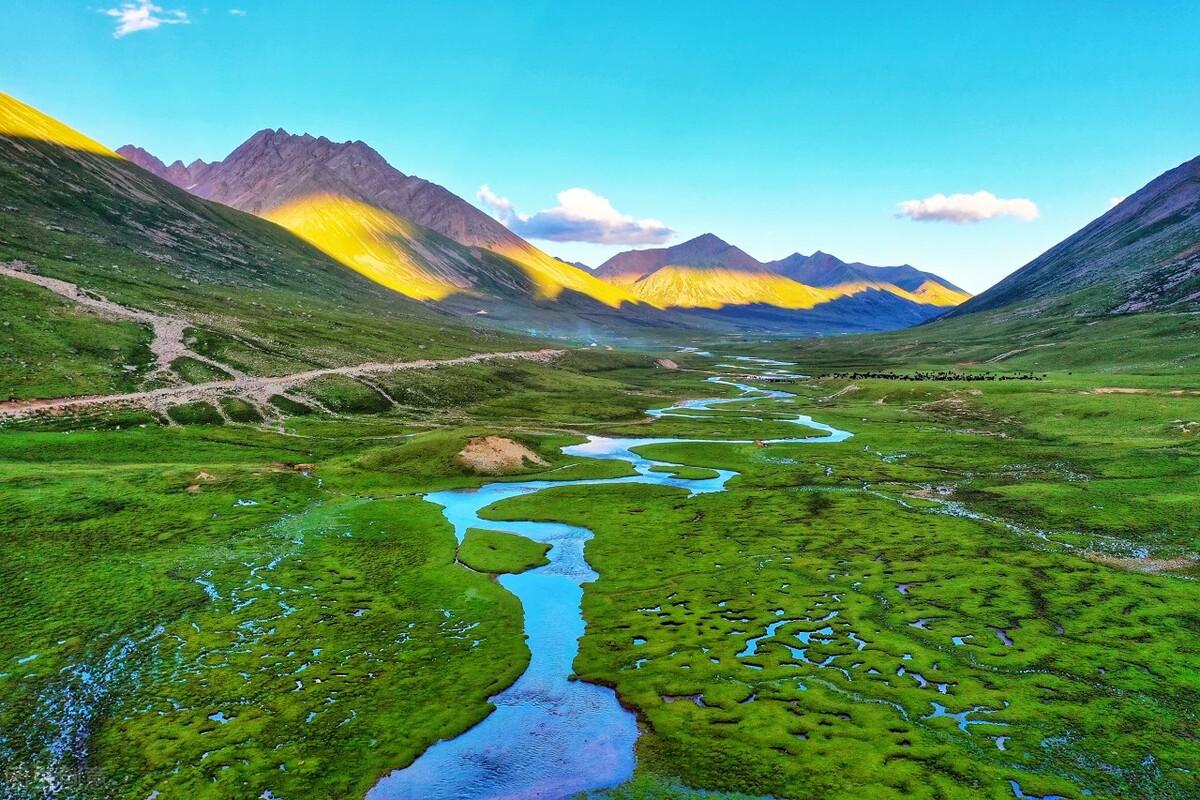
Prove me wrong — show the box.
[648,464,721,480]
[488,370,1199,800]
[2,345,1198,799]
[0,417,570,797]
[458,528,551,574]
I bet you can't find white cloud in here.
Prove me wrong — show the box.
[477,185,674,245]
[229,8,246,15]
[477,184,514,218]
[104,1,190,37]
[895,190,1039,224]
[1108,196,1125,209]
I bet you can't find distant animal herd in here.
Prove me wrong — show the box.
[816,371,1044,382]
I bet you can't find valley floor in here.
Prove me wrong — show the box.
[0,345,1197,800]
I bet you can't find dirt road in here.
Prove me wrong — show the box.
[1,260,564,420]
[0,349,565,419]
[1,260,236,377]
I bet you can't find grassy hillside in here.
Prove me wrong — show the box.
[724,306,1200,376]
[0,93,532,402]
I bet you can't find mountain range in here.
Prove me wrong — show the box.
[118,131,636,316]
[594,233,969,312]
[5,90,1199,359]
[119,135,525,250]
[117,131,967,333]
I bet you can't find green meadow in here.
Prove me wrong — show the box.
[1,334,1197,799]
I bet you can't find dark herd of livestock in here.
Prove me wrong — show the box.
[815,371,1045,382]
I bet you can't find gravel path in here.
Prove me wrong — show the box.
[1,260,237,378]
[1,261,564,419]
[0,348,564,419]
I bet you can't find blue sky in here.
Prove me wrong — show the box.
[6,1,1200,291]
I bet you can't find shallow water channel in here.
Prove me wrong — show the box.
[369,367,852,799]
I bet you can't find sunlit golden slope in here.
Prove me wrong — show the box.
[616,268,972,311]
[906,279,972,306]
[489,243,638,308]
[614,269,971,311]
[261,194,640,307]
[264,194,470,301]
[821,279,971,307]
[625,266,843,310]
[0,93,118,157]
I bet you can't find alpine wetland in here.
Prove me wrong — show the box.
[2,4,1198,799]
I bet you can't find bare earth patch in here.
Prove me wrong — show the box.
[456,436,549,474]
[1089,387,1200,397]
[824,383,860,401]
[904,485,956,501]
[984,343,1054,363]
[1086,552,1198,574]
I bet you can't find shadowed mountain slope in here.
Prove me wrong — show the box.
[945,154,1200,318]
[119,144,216,190]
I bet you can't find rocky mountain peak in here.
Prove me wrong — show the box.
[120,130,526,250]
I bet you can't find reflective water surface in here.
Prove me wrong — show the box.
[369,370,851,799]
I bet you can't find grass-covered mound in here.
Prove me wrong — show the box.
[458,528,551,574]
[648,464,720,480]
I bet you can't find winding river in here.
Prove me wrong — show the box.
[368,364,852,800]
